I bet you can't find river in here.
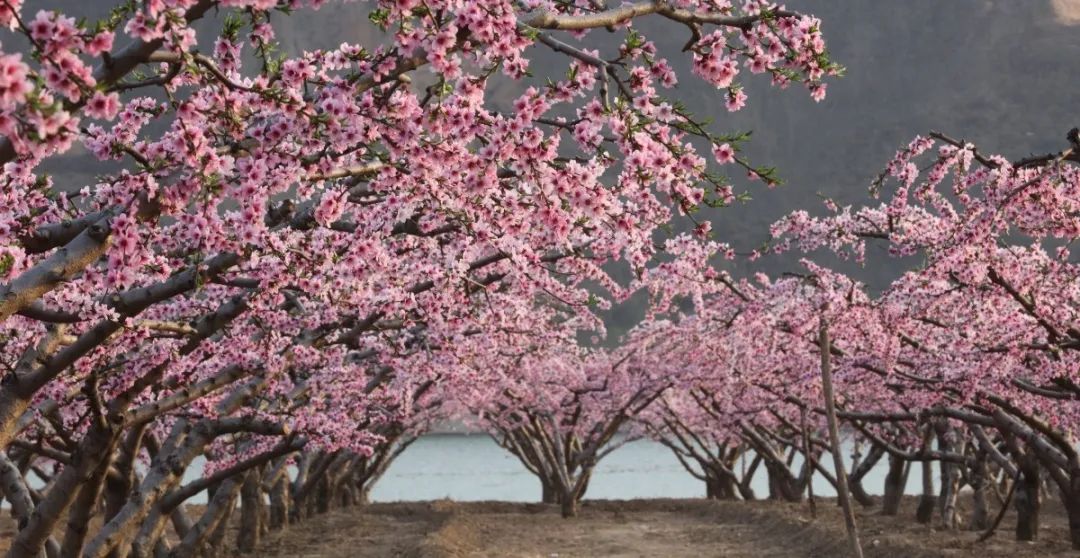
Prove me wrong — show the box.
[369,433,923,502]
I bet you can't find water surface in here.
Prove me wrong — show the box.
[370,434,923,502]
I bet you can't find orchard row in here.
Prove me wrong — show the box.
[0,1,1075,557]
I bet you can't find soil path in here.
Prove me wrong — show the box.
[255,498,1080,557]
[421,500,859,558]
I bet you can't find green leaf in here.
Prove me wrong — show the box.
[369,8,391,29]
[222,12,245,41]
[0,253,13,277]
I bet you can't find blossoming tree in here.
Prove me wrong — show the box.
[0,0,836,555]
[769,130,1080,545]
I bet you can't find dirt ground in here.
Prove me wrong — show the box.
[254,497,1079,558]
[2,496,1075,556]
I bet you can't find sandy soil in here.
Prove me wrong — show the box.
[254,497,1079,558]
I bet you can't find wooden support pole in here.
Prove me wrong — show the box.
[819,317,864,558]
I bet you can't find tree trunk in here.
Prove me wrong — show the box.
[935,424,961,529]
[170,508,194,544]
[881,454,908,516]
[290,451,336,522]
[259,487,271,539]
[736,458,758,501]
[289,452,313,524]
[84,419,221,558]
[541,478,559,504]
[940,468,961,529]
[0,451,61,558]
[202,490,236,558]
[705,472,736,500]
[1014,461,1040,542]
[848,444,884,508]
[268,477,290,530]
[9,422,122,558]
[559,469,593,518]
[315,474,332,515]
[577,469,593,502]
[765,463,802,502]
[1061,477,1080,550]
[716,474,736,500]
[939,459,961,529]
[171,479,241,558]
[559,494,578,518]
[60,454,113,558]
[849,476,873,508]
[799,408,817,516]
[915,459,936,524]
[237,470,263,553]
[969,449,990,531]
[104,424,147,538]
[339,481,356,508]
[736,481,756,501]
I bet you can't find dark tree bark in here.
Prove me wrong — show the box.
[315,474,332,515]
[202,487,237,558]
[170,478,242,558]
[560,494,578,518]
[848,443,884,508]
[60,451,114,558]
[969,448,991,531]
[237,470,264,553]
[1014,458,1040,542]
[1062,477,1080,551]
[881,453,909,516]
[706,471,737,500]
[268,477,290,530]
[737,455,761,501]
[8,421,123,558]
[920,429,937,524]
[935,423,962,529]
[541,478,559,504]
[763,461,805,503]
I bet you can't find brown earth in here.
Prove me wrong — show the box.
[253,497,1079,558]
[2,496,1075,556]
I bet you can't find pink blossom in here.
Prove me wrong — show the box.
[86,31,115,56]
[0,53,30,109]
[712,143,735,165]
[0,0,21,29]
[85,91,120,120]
